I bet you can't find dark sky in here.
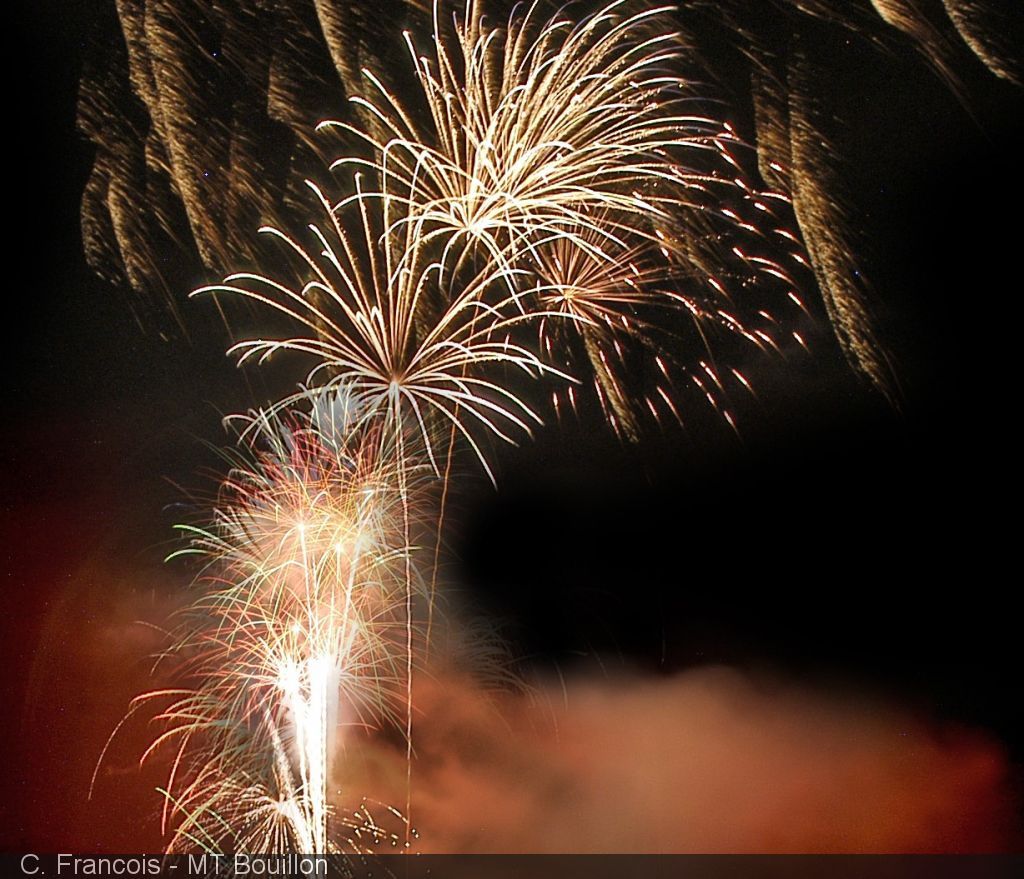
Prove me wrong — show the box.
[3,0,1023,852]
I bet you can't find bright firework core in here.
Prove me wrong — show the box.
[276,653,336,854]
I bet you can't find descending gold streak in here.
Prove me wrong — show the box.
[787,52,895,400]
[942,0,1022,85]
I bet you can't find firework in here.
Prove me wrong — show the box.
[326,1,749,284]
[79,0,1018,400]
[523,195,800,438]
[95,402,420,853]
[310,0,813,440]
[83,0,1021,857]
[193,178,572,484]
[104,7,807,845]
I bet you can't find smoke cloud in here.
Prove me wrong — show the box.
[337,665,1017,852]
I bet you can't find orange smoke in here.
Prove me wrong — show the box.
[337,665,1017,852]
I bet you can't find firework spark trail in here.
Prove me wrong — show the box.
[528,230,663,439]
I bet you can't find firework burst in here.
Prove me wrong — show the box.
[95,402,422,854]
[326,1,758,285]
[194,178,573,485]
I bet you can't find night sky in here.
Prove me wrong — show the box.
[4,1,1022,852]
